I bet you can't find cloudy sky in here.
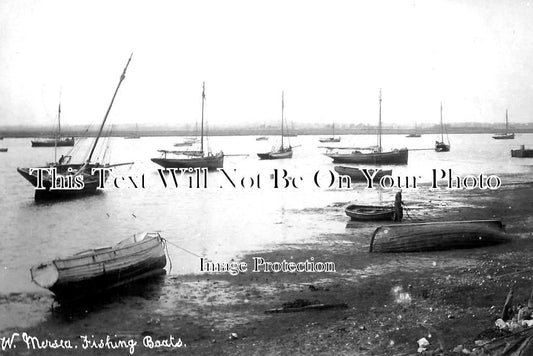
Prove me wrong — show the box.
[1,0,533,128]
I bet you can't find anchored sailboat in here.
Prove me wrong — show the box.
[31,95,75,147]
[325,90,408,165]
[151,82,224,170]
[492,110,515,140]
[406,122,421,138]
[435,102,450,152]
[319,123,341,143]
[124,123,141,139]
[17,54,134,200]
[257,91,293,160]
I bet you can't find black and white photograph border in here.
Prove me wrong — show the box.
[1,1,533,355]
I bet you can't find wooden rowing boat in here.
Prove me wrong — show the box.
[334,166,392,182]
[345,204,395,221]
[369,220,510,253]
[30,232,167,301]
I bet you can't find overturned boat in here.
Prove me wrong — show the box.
[345,204,396,221]
[369,220,510,253]
[30,232,167,301]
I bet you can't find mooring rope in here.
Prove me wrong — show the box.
[161,237,204,258]
[161,237,173,273]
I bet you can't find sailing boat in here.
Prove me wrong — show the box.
[257,91,293,160]
[492,110,515,140]
[406,122,421,138]
[325,90,408,164]
[31,96,75,147]
[319,123,341,143]
[124,123,141,139]
[435,102,450,152]
[151,82,224,170]
[17,54,134,200]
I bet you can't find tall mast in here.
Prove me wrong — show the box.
[332,122,335,136]
[505,109,508,134]
[201,82,205,153]
[440,101,444,142]
[281,91,284,150]
[86,53,133,164]
[55,91,61,163]
[377,89,382,151]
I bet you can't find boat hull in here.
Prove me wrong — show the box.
[406,134,421,138]
[257,150,293,160]
[319,137,341,143]
[435,141,450,152]
[31,137,75,147]
[345,204,395,221]
[151,155,224,170]
[370,220,510,253]
[326,149,408,165]
[334,166,392,182]
[31,233,167,301]
[492,133,515,140]
[0,148,7,152]
[511,148,533,158]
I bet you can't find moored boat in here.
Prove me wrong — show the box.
[258,91,293,160]
[435,102,450,152]
[369,220,510,253]
[0,148,7,152]
[32,137,75,147]
[334,166,392,182]
[492,110,515,140]
[319,123,341,143]
[511,145,533,158]
[30,232,167,301]
[256,136,269,141]
[345,204,395,221]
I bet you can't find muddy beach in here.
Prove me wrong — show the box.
[2,181,533,355]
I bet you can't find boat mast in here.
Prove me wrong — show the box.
[201,82,205,153]
[86,53,133,164]
[440,101,444,142]
[281,91,284,150]
[55,91,61,163]
[377,89,382,151]
[505,109,508,134]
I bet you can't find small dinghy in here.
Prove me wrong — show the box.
[369,220,510,253]
[345,204,396,221]
[334,166,392,182]
[30,232,167,301]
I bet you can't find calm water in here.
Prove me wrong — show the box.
[0,133,532,298]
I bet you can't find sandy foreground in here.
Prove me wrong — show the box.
[2,180,533,355]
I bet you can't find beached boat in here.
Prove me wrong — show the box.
[345,204,395,221]
[493,110,515,140]
[30,232,167,301]
[258,91,293,160]
[325,90,408,164]
[31,96,75,147]
[369,220,510,253]
[151,82,224,170]
[511,145,533,158]
[17,54,134,200]
[334,166,392,182]
[435,102,450,152]
[319,123,341,143]
[0,148,7,152]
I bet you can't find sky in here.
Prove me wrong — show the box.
[1,0,533,128]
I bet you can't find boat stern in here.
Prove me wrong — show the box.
[30,262,59,289]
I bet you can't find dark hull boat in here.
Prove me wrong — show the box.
[435,102,451,152]
[258,91,293,160]
[0,148,7,152]
[256,136,269,141]
[493,110,514,140]
[511,145,533,158]
[345,204,395,221]
[151,153,223,170]
[334,166,392,182]
[369,220,510,253]
[32,137,75,147]
[30,232,167,302]
[406,133,421,138]
[319,137,341,143]
[327,149,408,164]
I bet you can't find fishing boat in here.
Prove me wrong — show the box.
[345,204,395,221]
[325,90,408,165]
[124,123,141,139]
[492,110,515,140]
[406,123,421,137]
[369,220,510,253]
[334,166,392,182]
[0,148,7,152]
[31,96,75,147]
[151,82,224,170]
[17,54,134,200]
[435,102,450,152]
[319,123,341,143]
[258,91,293,160]
[256,136,269,141]
[511,145,533,158]
[30,232,167,301]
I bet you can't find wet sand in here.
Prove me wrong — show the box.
[2,181,533,355]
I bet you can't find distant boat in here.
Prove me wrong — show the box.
[334,166,391,182]
[319,123,341,143]
[0,148,7,152]
[256,136,269,141]
[492,110,515,140]
[370,220,510,253]
[345,204,395,221]
[258,91,293,160]
[30,232,167,302]
[325,90,408,164]
[124,123,141,139]
[511,145,533,158]
[17,54,134,200]
[151,82,224,170]
[435,102,450,152]
[406,123,421,138]
[31,96,75,147]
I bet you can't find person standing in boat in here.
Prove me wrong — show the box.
[394,190,404,222]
